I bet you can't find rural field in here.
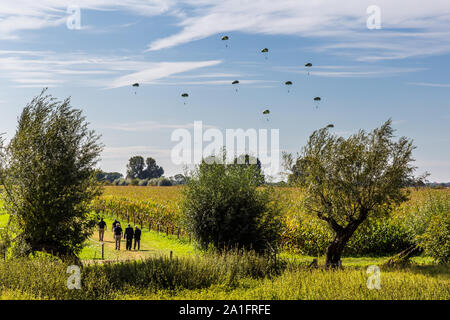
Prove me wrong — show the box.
[1,1,450,311]
[1,186,448,300]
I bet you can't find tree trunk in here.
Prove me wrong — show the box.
[325,223,360,268]
[325,236,347,268]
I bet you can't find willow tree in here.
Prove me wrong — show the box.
[284,120,418,268]
[0,90,103,261]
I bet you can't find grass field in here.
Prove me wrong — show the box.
[0,187,449,300]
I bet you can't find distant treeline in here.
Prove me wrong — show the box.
[96,171,187,186]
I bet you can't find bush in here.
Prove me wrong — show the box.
[147,178,159,186]
[418,213,449,264]
[282,214,414,257]
[182,156,282,254]
[406,191,450,264]
[138,179,149,186]
[158,177,172,186]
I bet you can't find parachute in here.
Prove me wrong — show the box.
[263,109,270,121]
[132,83,139,95]
[314,97,321,109]
[181,93,189,105]
[285,81,293,93]
[261,48,269,60]
[221,35,229,47]
[305,63,312,75]
[326,124,334,128]
[232,80,240,92]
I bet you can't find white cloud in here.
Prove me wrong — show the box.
[0,0,173,39]
[0,50,222,88]
[408,82,450,88]
[145,0,450,61]
[109,60,222,88]
[276,65,425,78]
[2,1,450,60]
[153,79,277,86]
[99,120,217,132]
[102,145,172,159]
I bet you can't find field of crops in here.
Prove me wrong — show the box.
[92,186,450,257]
[1,186,449,300]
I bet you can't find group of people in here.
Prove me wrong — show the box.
[98,218,142,251]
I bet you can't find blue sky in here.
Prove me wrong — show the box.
[0,0,449,181]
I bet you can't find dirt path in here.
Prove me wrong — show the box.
[84,228,161,264]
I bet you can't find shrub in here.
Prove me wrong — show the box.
[418,212,449,264]
[415,194,450,264]
[282,214,414,257]
[158,177,172,186]
[147,178,159,186]
[182,155,282,254]
[138,179,149,186]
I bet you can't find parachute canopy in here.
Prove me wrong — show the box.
[132,83,139,87]
[326,124,334,128]
[232,80,240,85]
[261,48,269,53]
[221,36,229,41]
[181,93,189,98]
[285,81,293,86]
[314,97,321,102]
[305,63,312,67]
[263,109,270,115]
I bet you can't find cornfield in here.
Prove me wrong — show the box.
[90,186,450,256]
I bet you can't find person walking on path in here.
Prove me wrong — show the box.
[134,226,141,251]
[124,224,134,251]
[112,219,119,231]
[98,218,107,242]
[113,223,123,250]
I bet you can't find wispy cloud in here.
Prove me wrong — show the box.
[276,65,425,78]
[99,120,218,132]
[2,1,450,61]
[408,82,450,88]
[102,146,172,159]
[0,1,172,39]
[144,0,450,62]
[109,60,223,88]
[152,79,278,86]
[0,50,222,88]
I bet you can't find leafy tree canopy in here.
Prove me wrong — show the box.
[283,120,422,267]
[0,89,103,261]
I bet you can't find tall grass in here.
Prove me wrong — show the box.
[0,250,280,300]
[1,251,448,300]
